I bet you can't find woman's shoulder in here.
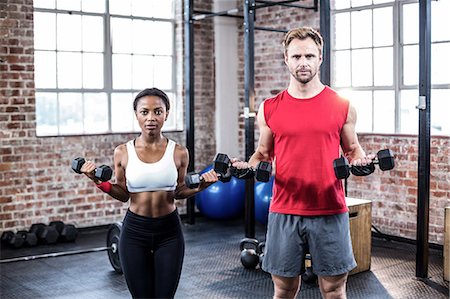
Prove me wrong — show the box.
[114,142,129,156]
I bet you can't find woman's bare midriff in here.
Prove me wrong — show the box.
[129,191,176,217]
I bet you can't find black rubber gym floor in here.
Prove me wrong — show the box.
[1,216,448,299]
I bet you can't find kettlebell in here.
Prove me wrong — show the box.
[256,241,266,269]
[239,238,259,269]
[301,253,318,284]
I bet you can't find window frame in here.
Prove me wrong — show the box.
[33,3,180,136]
[330,0,450,135]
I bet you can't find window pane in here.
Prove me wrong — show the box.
[373,47,393,86]
[81,0,105,13]
[152,22,174,55]
[402,3,418,44]
[373,7,393,47]
[334,12,350,50]
[83,53,104,89]
[403,45,418,86]
[373,0,394,3]
[59,93,83,134]
[35,92,58,136]
[34,12,56,50]
[34,0,55,9]
[110,0,131,15]
[84,93,108,133]
[111,17,132,53]
[432,43,450,85]
[57,14,82,51]
[352,49,372,86]
[152,0,174,19]
[400,89,418,134]
[153,56,172,90]
[374,90,395,133]
[351,10,372,48]
[58,52,82,88]
[35,51,56,88]
[132,0,152,17]
[111,93,135,132]
[432,0,450,42]
[132,20,154,54]
[351,0,372,7]
[57,0,81,11]
[112,54,132,89]
[340,90,373,132]
[132,55,154,90]
[333,0,350,10]
[431,89,450,135]
[82,16,104,52]
[333,50,351,87]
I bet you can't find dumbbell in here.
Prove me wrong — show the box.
[71,157,113,182]
[50,221,78,242]
[333,149,395,179]
[1,231,25,249]
[239,238,260,269]
[30,223,59,245]
[214,153,272,182]
[185,171,232,189]
[16,230,38,247]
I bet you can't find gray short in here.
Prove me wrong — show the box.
[261,212,357,277]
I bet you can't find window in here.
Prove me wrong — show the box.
[33,0,179,136]
[331,0,450,135]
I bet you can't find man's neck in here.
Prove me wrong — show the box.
[287,77,325,99]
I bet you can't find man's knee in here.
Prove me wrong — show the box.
[318,273,348,299]
[272,275,300,299]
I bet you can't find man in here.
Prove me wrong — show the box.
[232,27,374,299]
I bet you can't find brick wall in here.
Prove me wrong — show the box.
[235,0,449,245]
[1,0,448,246]
[0,0,215,230]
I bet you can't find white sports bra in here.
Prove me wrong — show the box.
[125,139,178,192]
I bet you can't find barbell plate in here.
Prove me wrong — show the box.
[107,222,123,274]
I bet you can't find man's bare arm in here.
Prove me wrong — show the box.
[340,104,374,165]
[248,101,274,168]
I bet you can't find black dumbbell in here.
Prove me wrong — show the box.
[16,230,38,247]
[185,170,232,189]
[30,223,59,245]
[71,157,113,182]
[50,221,78,242]
[1,231,24,249]
[333,149,395,179]
[239,238,260,269]
[214,153,272,182]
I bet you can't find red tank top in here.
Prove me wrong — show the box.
[264,87,349,216]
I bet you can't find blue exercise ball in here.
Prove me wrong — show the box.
[195,165,245,220]
[254,176,274,225]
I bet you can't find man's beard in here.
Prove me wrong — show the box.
[292,68,317,84]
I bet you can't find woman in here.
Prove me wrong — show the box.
[80,88,219,298]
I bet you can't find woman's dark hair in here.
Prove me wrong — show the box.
[133,88,171,111]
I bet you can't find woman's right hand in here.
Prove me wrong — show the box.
[80,160,98,182]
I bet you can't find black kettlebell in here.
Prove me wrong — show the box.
[239,238,259,269]
[256,241,266,269]
[302,254,317,284]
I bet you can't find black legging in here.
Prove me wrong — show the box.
[119,209,185,299]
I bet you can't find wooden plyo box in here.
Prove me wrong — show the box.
[444,206,450,282]
[346,197,372,275]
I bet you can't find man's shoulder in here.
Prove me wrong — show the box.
[264,89,287,103]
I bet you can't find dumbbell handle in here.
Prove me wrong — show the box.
[185,172,231,189]
[72,157,112,182]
